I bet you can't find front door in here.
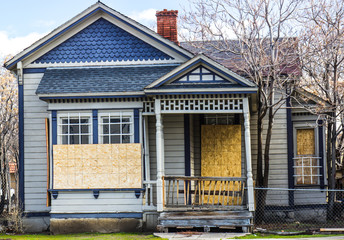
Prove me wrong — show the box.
[201,125,242,204]
[201,125,241,177]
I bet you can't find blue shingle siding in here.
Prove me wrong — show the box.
[33,18,174,64]
[36,65,177,94]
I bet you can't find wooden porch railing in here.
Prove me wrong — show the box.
[163,176,246,209]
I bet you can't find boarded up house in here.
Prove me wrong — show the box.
[4,2,326,233]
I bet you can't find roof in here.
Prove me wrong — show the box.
[181,40,301,77]
[146,54,257,89]
[4,2,193,70]
[33,18,174,64]
[36,65,178,95]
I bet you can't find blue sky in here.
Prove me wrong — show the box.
[0,0,186,56]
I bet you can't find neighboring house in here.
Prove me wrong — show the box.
[4,2,326,233]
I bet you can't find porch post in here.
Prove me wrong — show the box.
[243,98,255,211]
[155,99,165,212]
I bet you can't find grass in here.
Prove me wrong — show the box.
[0,232,166,240]
[232,233,344,239]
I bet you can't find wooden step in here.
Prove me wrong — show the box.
[158,218,252,228]
[159,210,253,220]
[158,210,253,230]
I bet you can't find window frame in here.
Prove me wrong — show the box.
[57,112,93,145]
[98,110,134,144]
[293,124,321,186]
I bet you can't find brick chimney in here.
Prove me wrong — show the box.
[156,9,179,44]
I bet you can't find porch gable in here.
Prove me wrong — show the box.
[145,54,257,93]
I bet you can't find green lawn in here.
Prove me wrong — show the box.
[0,233,165,240]
[233,233,344,239]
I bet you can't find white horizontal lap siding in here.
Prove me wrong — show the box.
[23,73,49,212]
[51,192,143,213]
[148,115,185,205]
[149,115,185,180]
[294,191,327,205]
[250,101,289,206]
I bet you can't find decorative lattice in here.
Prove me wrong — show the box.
[143,94,245,114]
[144,99,155,114]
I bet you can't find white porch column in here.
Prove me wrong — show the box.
[155,99,165,212]
[243,98,255,211]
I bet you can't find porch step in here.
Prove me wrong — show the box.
[158,210,253,232]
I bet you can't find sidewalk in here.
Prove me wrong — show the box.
[154,232,247,239]
[154,232,344,240]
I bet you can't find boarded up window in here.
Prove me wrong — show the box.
[295,129,319,185]
[53,144,142,189]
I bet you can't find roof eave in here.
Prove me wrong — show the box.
[37,91,145,99]
[144,87,258,94]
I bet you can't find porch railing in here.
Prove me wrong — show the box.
[163,176,246,209]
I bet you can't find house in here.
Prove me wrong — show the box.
[4,2,326,233]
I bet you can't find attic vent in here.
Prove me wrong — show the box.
[173,66,227,83]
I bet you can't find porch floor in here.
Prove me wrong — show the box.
[157,210,253,233]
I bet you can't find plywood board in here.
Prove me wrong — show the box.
[201,125,242,204]
[201,125,241,177]
[53,144,142,189]
[296,129,315,155]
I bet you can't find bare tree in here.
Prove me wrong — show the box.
[299,0,344,219]
[0,56,19,214]
[181,0,301,223]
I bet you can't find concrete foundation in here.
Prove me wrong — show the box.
[50,218,142,234]
[23,217,50,233]
[143,212,159,231]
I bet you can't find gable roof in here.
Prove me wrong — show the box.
[4,2,193,70]
[146,54,256,90]
[33,18,174,64]
[36,65,178,98]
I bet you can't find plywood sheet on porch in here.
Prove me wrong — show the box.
[201,125,241,177]
[201,125,242,205]
[53,144,142,189]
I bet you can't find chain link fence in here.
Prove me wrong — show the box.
[254,188,344,232]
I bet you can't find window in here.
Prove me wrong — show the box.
[204,114,235,125]
[58,112,92,144]
[294,128,321,185]
[99,111,134,144]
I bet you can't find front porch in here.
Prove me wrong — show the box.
[142,94,255,232]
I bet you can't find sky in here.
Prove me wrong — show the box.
[0,0,187,57]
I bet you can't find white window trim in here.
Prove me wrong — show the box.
[57,112,93,145]
[98,110,134,144]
